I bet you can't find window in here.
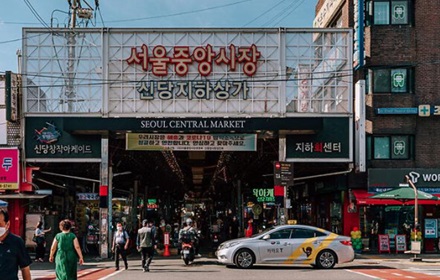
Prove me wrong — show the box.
[368,0,410,25]
[291,228,325,239]
[368,135,413,159]
[371,68,413,93]
[270,229,292,239]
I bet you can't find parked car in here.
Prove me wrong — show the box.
[216,224,354,269]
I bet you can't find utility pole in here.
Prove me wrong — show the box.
[67,0,77,112]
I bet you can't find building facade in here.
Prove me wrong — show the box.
[315,0,440,253]
[18,27,353,256]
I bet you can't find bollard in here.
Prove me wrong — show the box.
[163,232,171,257]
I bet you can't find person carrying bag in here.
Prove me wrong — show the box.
[112,222,130,271]
[34,221,51,262]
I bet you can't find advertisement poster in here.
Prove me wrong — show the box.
[425,219,438,239]
[395,234,407,252]
[378,234,390,253]
[0,148,20,190]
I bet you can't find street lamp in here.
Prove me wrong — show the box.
[405,175,421,261]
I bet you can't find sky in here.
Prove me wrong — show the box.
[0,0,317,73]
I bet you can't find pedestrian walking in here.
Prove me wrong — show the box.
[0,209,32,280]
[49,219,84,280]
[136,219,156,272]
[245,218,253,237]
[230,216,239,239]
[111,222,129,270]
[34,221,51,262]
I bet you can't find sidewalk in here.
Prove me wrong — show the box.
[356,252,440,263]
[28,250,440,272]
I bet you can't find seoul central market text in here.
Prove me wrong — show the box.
[140,120,246,129]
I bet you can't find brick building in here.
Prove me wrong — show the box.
[315,0,440,252]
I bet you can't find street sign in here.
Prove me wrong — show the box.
[273,161,294,186]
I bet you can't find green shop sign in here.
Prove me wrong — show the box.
[25,117,101,160]
[252,188,275,203]
[286,117,350,161]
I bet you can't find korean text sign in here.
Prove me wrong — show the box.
[0,148,19,190]
[126,133,256,151]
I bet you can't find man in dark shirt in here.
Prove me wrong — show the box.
[0,209,32,280]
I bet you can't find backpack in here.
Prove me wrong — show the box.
[180,228,193,243]
[115,230,128,244]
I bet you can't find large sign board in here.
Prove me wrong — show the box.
[286,117,351,162]
[22,28,352,117]
[126,133,256,151]
[369,168,440,193]
[25,117,101,161]
[0,148,20,190]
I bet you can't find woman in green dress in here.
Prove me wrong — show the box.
[49,219,84,280]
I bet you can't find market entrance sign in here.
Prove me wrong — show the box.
[127,44,261,77]
[126,133,256,151]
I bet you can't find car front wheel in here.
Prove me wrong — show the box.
[234,249,255,269]
[316,250,337,269]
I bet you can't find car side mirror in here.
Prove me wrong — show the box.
[262,234,270,240]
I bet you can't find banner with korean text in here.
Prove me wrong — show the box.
[126,133,256,151]
[0,148,20,190]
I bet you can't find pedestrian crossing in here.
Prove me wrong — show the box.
[18,269,55,280]
[19,268,116,280]
[404,267,440,277]
[348,267,440,280]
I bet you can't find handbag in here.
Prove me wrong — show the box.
[32,234,38,243]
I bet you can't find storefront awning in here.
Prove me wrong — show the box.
[352,190,440,206]
[0,194,48,200]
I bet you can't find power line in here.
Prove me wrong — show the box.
[0,71,354,90]
[272,0,306,27]
[96,5,105,28]
[23,0,51,30]
[98,0,252,24]
[244,0,288,27]
[262,1,300,27]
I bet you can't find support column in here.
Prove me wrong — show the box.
[99,136,109,259]
[108,166,113,247]
[236,180,242,236]
[278,135,288,223]
[133,180,139,229]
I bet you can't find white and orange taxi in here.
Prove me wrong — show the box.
[216,225,355,269]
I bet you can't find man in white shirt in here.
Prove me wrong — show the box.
[111,222,129,270]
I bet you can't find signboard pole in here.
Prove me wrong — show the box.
[108,166,113,256]
[100,137,109,259]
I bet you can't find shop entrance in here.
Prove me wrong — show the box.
[29,133,279,255]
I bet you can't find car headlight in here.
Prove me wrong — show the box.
[223,241,240,249]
